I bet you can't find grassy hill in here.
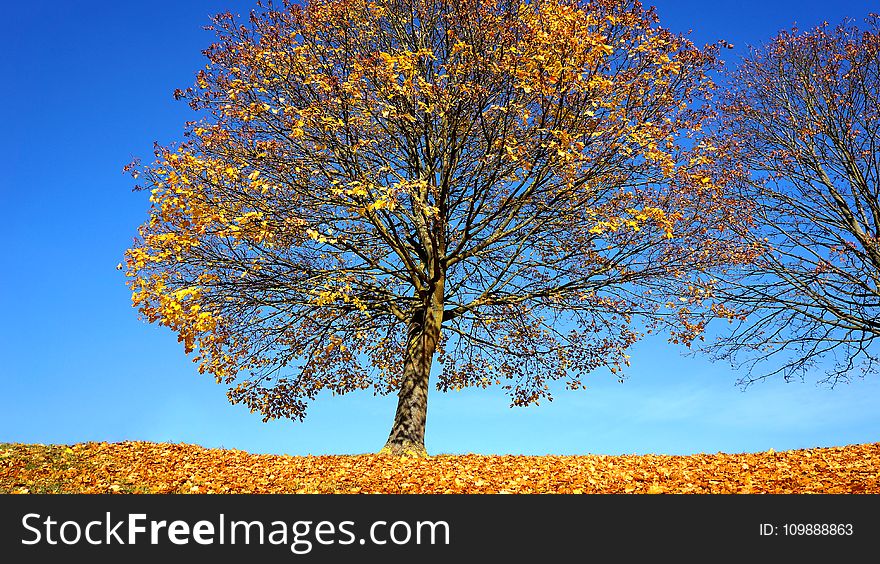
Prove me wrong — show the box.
[2,441,877,494]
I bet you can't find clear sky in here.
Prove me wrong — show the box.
[1,0,878,457]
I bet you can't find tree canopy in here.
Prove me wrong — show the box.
[125,0,750,454]
[708,17,880,385]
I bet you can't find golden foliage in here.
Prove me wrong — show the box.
[2,441,878,494]
[122,0,752,423]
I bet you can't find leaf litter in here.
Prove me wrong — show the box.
[1,441,877,494]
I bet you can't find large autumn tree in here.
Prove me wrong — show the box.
[707,17,880,386]
[125,0,748,455]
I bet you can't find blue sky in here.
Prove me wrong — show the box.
[1,0,878,457]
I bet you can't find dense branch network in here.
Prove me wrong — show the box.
[707,17,880,384]
[125,0,750,422]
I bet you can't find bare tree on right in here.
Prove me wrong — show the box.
[708,16,880,385]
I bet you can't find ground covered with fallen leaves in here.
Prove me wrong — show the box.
[2,441,878,494]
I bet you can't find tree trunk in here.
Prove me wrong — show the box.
[381,290,443,457]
